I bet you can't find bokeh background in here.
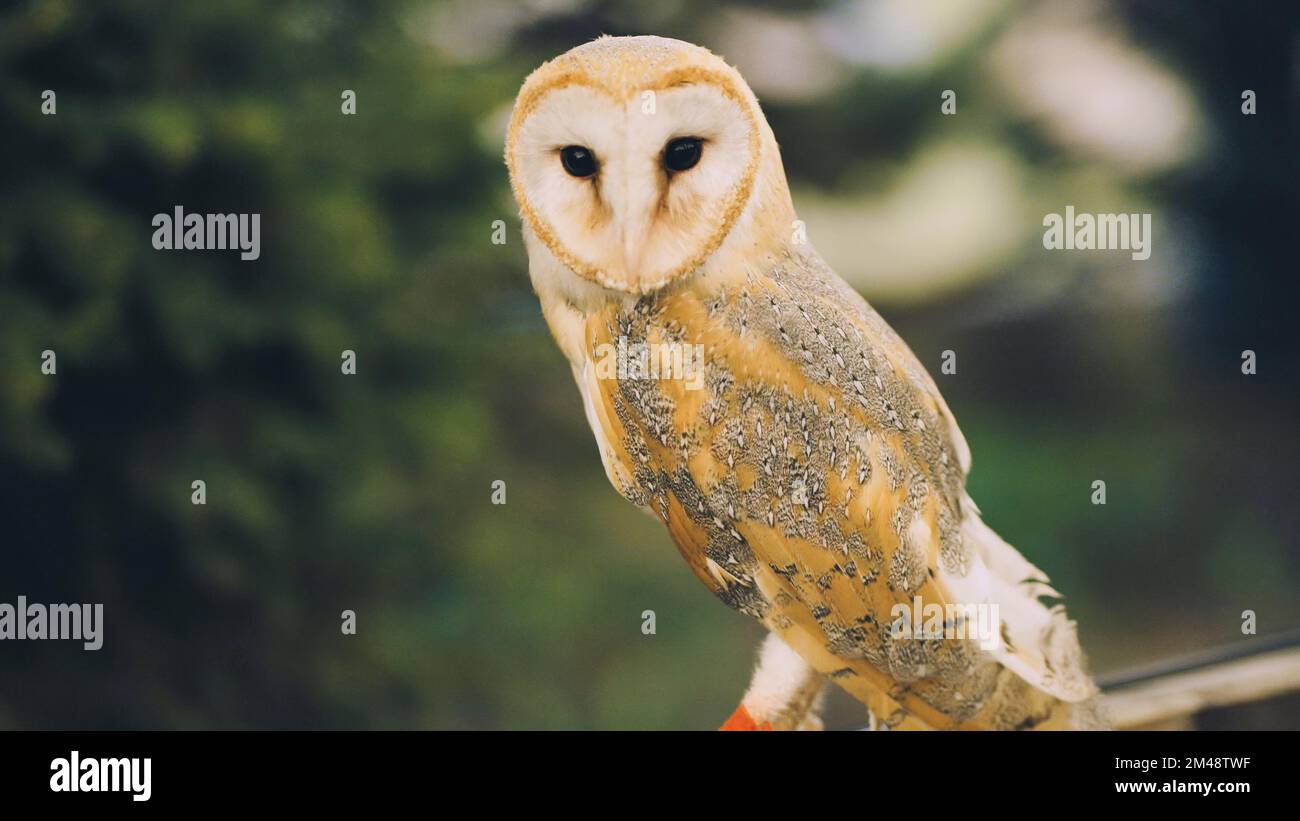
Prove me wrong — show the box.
[1,0,1297,729]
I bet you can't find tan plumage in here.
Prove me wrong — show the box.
[507,35,1106,730]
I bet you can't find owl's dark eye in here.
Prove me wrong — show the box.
[560,145,597,178]
[664,137,703,172]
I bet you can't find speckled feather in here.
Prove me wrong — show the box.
[579,245,1103,730]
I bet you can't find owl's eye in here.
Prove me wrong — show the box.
[560,145,598,178]
[664,137,703,173]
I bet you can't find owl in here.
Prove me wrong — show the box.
[506,35,1106,730]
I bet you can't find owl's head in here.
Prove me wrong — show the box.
[506,36,794,296]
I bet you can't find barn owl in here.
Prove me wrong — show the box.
[506,35,1106,730]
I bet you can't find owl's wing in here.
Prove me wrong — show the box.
[580,248,1097,729]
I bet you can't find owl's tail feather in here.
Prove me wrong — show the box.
[921,495,1108,729]
[860,679,1109,730]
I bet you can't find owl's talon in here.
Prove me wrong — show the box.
[719,704,771,731]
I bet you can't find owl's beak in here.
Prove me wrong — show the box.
[615,172,663,287]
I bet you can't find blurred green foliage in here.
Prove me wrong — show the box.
[1,0,1296,729]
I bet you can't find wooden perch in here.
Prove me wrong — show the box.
[1099,630,1300,730]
